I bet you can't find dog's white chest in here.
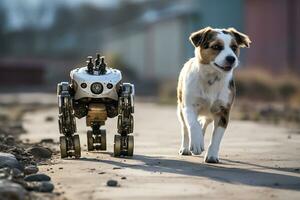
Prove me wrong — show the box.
[192,76,231,115]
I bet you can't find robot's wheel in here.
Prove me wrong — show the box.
[114,135,121,157]
[60,136,68,158]
[127,135,134,157]
[100,129,107,151]
[87,130,94,151]
[113,135,134,157]
[73,134,81,159]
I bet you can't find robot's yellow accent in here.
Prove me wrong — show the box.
[86,103,107,126]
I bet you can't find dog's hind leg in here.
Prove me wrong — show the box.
[177,106,191,155]
[199,117,212,137]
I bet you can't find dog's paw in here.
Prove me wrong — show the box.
[179,147,191,156]
[205,156,219,163]
[189,141,204,155]
[205,145,220,163]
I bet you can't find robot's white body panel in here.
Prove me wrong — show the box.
[70,67,122,101]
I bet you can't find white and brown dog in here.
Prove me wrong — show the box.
[177,27,251,163]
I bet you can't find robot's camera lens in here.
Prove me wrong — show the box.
[91,82,103,94]
[107,83,113,89]
[81,83,87,88]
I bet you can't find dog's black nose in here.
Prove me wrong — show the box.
[226,56,236,65]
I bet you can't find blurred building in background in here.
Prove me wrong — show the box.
[245,0,300,72]
[0,0,299,91]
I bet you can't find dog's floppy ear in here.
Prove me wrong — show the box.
[227,27,251,48]
[189,27,213,48]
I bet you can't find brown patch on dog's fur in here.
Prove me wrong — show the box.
[228,78,236,105]
[200,38,223,64]
[177,78,183,104]
[227,27,251,48]
[189,27,214,48]
[229,79,235,90]
[210,102,231,128]
[217,106,230,128]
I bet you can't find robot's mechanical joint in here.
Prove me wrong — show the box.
[86,103,107,126]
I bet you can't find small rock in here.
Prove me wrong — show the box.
[11,168,23,179]
[0,179,28,200]
[113,167,122,170]
[45,116,54,122]
[24,165,39,175]
[294,168,300,172]
[0,168,10,179]
[58,167,63,170]
[98,172,105,175]
[121,177,126,180]
[0,152,23,171]
[24,173,51,182]
[25,181,54,193]
[40,138,54,143]
[106,179,118,187]
[26,146,52,159]
[5,135,15,146]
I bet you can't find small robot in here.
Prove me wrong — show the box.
[57,53,135,158]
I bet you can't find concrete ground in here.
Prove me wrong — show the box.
[22,102,300,200]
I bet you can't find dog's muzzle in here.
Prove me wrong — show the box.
[214,63,232,72]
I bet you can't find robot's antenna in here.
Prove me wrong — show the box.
[99,56,107,75]
[87,56,94,74]
[95,53,101,67]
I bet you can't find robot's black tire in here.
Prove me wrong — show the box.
[60,136,68,158]
[113,135,121,157]
[100,130,107,151]
[127,135,134,157]
[73,135,81,159]
[87,130,94,151]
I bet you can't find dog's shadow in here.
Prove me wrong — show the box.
[79,154,300,191]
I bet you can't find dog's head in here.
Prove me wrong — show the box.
[189,27,251,72]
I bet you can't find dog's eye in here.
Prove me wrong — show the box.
[211,45,223,51]
[231,45,238,52]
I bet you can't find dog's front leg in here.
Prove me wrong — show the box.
[182,106,204,155]
[205,110,229,163]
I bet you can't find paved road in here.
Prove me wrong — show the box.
[22,102,300,200]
